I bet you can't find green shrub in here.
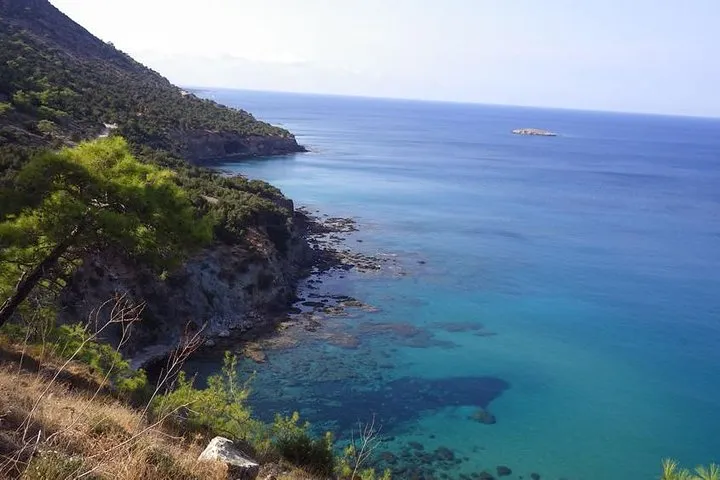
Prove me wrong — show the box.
[336,440,392,480]
[271,411,335,475]
[49,323,150,403]
[36,119,56,135]
[151,352,260,443]
[151,352,341,474]
[0,321,150,403]
[0,102,13,115]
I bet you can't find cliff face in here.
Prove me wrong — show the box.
[61,214,312,367]
[176,130,306,163]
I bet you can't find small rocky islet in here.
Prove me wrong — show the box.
[512,128,557,136]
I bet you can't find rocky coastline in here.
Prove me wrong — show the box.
[59,196,394,369]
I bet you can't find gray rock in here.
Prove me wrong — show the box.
[199,436,259,480]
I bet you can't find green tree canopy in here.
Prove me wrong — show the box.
[0,137,212,325]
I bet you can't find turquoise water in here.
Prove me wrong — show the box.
[191,89,720,479]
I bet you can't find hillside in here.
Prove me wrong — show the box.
[0,0,317,358]
[0,0,305,177]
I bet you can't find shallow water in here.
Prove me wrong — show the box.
[187,89,720,479]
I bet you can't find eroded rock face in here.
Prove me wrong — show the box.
[199,437,259,480]
[176,130,307,163]
[60,220,312,367]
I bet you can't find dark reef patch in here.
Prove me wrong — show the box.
[249,375,510,434]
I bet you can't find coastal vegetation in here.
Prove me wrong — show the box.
[661,460,720,480]
[0,137,212,326]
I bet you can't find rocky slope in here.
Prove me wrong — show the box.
[61,209,313,367]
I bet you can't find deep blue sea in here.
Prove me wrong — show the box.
[192,89,720,479]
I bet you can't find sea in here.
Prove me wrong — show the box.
[188,89,720,479]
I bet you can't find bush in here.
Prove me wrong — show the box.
[49,323,150,403]
[151,351,345,475]
[0,321,150,403]
[35,119,56,135]
[0,102,13,115]
[271,412,336,475]
[151,352,260,443]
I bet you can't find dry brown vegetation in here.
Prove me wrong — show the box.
[0,357,322,480]
[0,359,228,480]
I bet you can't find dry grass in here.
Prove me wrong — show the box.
[0,292,329,480]
[0,362,228,480]
[0,344,326,480]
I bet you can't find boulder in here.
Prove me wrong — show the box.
[199,437,259,480]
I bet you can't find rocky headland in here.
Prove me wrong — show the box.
[176,130,307,163]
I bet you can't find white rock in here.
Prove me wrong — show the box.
[199,436,259,480]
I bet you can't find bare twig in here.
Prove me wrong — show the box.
[350,414,382,479]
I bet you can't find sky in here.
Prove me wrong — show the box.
[50,0,720,117]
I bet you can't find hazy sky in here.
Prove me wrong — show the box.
[50,0,720,116]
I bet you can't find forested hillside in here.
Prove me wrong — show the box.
[0,0,303,178]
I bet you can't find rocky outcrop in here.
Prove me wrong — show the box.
[176,130,307,163]
[199,437,259,480]
[60,213,312,368]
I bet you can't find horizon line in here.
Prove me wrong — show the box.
[182,85,720,121]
